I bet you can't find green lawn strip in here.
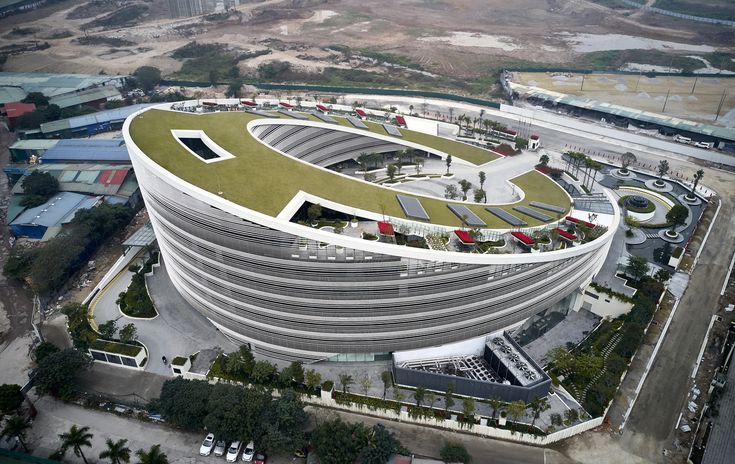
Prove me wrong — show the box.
[129,110,566,228]
[90,339,142,357]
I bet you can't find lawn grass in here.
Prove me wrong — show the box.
[90,339,143,357]
[129,109,569,228]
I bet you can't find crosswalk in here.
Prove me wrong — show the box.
[645,233,659,239]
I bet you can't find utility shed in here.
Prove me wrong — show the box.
[10,191,101,240]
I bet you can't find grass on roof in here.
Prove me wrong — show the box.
[129,109,569,228]
[90,339,143,357]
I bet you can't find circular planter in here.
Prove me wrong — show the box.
[350,220,358,228]
[665,230,679,239]
[617,168,630,177]
[654,179,666,188]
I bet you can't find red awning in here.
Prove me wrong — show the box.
[377,221,394,236]
[502,129,517,136]
[316,104,330,112]
[556,228,577,241]
[454,230,475,244]
[240,100,257,106]
[202,101,217,106]
[530,134,539,140]
[355,108,367,117]
[394,115,407,126]
[279,102,293,108]
[565,216,595,228]
[511,231,535,246]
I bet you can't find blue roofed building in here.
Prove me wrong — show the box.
[10,192,102,241]
[32,103,156,138]
[39,139,129,164]
[8,139,58,162]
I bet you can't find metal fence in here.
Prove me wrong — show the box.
[620,0,735,27]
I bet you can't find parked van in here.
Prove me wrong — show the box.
[694,141,714,149]
[674,135,692,144]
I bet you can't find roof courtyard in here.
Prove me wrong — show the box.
[128,105,574,230]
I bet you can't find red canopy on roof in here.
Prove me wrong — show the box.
[555,228,577,241]
[377,221,394,236]
[394,115,407,126]
[511,231,535,246]
[530,134,539,140]
[565,216,595,228]
[240,100,257,106]
[355,108,367,117]
[454,230,475,244]
[502,128,517,136]
[201,101,217,106]
[279,102,293,108]
[316,104,330,112]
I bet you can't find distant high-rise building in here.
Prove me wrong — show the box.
[168,0,204,18]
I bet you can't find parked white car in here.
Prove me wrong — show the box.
[226,441,242,462]
[199,433,215,456]
[241,441,255,462]
[214,440,227,457]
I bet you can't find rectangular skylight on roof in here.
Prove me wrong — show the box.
[382,124,402,137]
[277,110,308,120]
[396,195,430,221]
[513,205,552,222]
[311,112,337,124]
[485,207,527,227]
[447,204,486,227]
[529,201,566,213]
[347,117,368,129]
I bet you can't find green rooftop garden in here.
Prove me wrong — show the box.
[128,109,570,228]
[171,356,188,366]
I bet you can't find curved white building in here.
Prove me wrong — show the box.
[124,100,619,362]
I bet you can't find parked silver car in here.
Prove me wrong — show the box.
[214,440,227,457]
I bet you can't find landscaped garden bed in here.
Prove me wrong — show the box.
[117,252,159,319]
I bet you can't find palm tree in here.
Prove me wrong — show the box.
[487,397,503,425]
[478,171,486,202]
[1,415,31,452]
[414,386,426,407]
[656,160,670,184]
[59,424,94,464]
[338,373,354,393]
[100,438,132,464]
[136,444,169,464]
[529,397,550,428]
[689,169,704,199]
[445,155,452,175]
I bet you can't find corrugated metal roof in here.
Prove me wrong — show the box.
[48,86,121,109]
[10,192,98,228]
[40,138,129,162]
[12,164,134,198]
[0,72,127,98]
[9,139,58,151]
[512,82,735,142]
[40,103,155,134]
[0,86,27,105]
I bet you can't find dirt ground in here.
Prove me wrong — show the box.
[512,71,735,125]
[1,0,733,82]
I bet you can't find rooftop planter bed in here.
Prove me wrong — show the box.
[555,228,577,241]
[240,100,257,107]
[279,102,294,108]
[362,232,379,241]
[565,216,595,229]
[171,356,188,366]
[510,231,535,246]
[91,339,143,357]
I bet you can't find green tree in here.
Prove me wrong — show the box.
[305,369,322,392]
[413,386,426,407]
[312,418,363,464]
[35,349,92,400]
[575,354,604,379]
[225,80,243,98]
[21,91,49,106]
[158,378,211,430]
[99,438,131,464]
[251,360,277,384]
[440,441,471,463]
[204,383,270,442]
[515,136,528,150]
[462,397,475,422]
[98,319,117,340]
[444,184,459,200]
[620,152,636,172]
[458,179,472,201]
[31,232,88,296]
[689,169,704,198]
[360,375,373,397]
[473,188,485,203]
[656,160,670,182]
[307,203,322,223]
[654,268,672,283]
[487,397,503,424]
[135,444,168,464]
[539,154,550,166]
[362,424,405,464]
[21,171,59,201]
[414,156,424,175]
[425,391,437,409]
[444,382,455,413]
[386,163,397,182]
[0,384,24,414]
[563,408,579,425]
[626,255,650,281]
[289,361,304,384]
[338,373,354,393]
[529,397,550,428]
[445,155,452,174]
[381,371,392,399]
[1,415,31,452]
[666,205,689,235]
[61,303,96,349]
[546,346,575,372]
[257,389,307,453]
[506,400,527,432]
[133,66,162,91]
[119,323,137,343]
[59,425,93,464]
[478,171,486,197]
